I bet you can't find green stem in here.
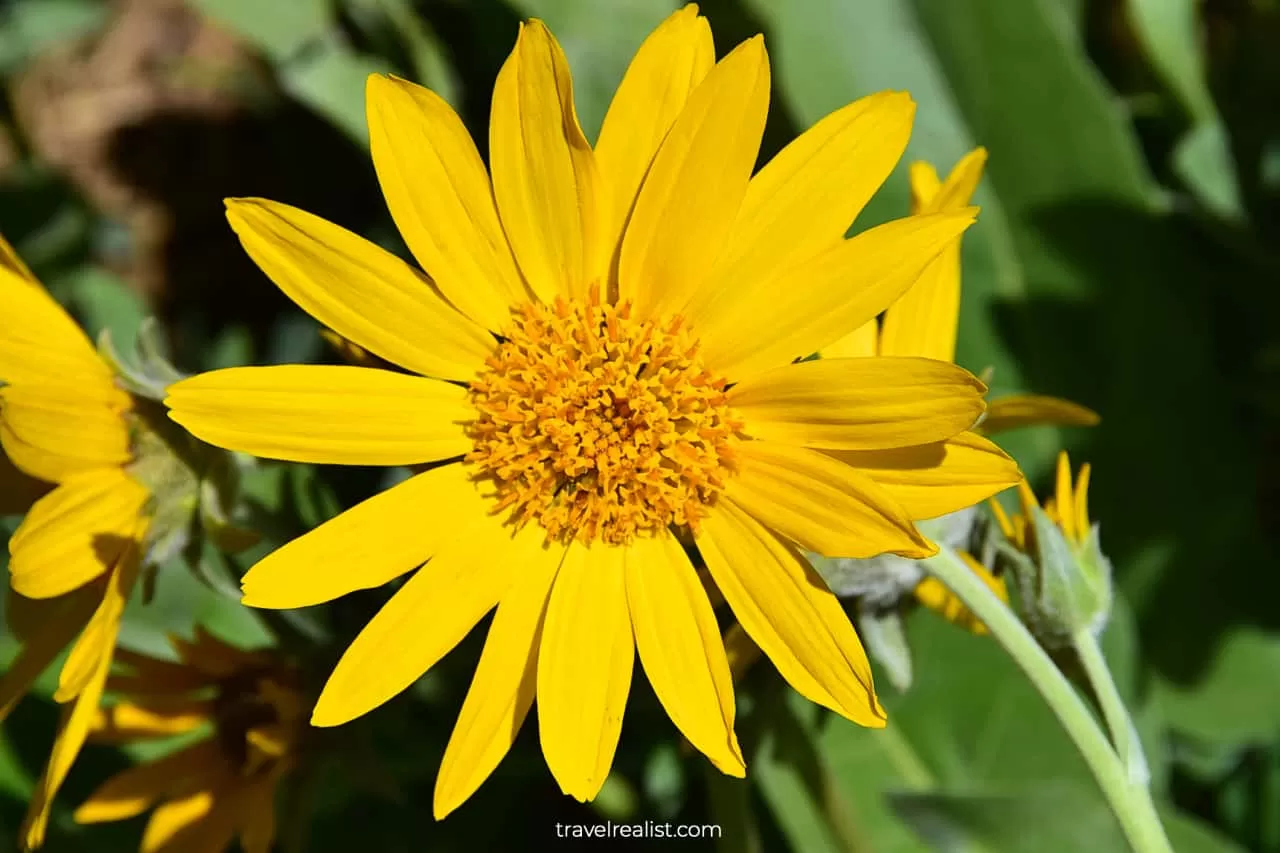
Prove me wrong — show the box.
[1073,627,1150,788]
[920,546,1172,853]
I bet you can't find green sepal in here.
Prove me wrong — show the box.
[96,317,187,401]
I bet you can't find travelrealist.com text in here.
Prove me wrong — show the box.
[553,821,723,840]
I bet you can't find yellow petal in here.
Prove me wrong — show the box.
[697,91,914,323]
[731,356,986,450]
[913,147,988,215]
[56,537,140,702]
[166,365,471,466]
[8,468,148,599]
[140,787,230,853]
[822,319,879,359]
[433,533,566,818]
[1054,450,1077,543]
[537,542,634,802]
[0,382,131,483]
[913,550,1007,635]
[490,20,604,303]
[618,36,769,320]
[877,242,962,362]
[310,510,528,727]
[829,432,1022,521]
[240,462,487,609]
[698,211,977,381]
[908,162,943,211]
[74,740,223,824]
[0,588,99,722]
[224,198,494,381]
[696,500,885,726]
[726,441,933,559]
[594,4,714,257]
[0,240,115,390]
[1075,463,1091,541]
[879,149,987,362]
[980,393,1100,434]
[625,529,743,776]
[90,697,212,742]
[367,74,530,331]
[21,620,118,849]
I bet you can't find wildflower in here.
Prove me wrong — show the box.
[74,628,304,852]
[993,450,1113,645]
[165,5,1020,815]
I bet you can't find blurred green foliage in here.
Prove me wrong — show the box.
[1,0,1278,851]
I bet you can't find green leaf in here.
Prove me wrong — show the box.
[281,39,393,146]
[1152,627,1280,745]
[504,0,681,141]
[1127,0,1215,121]
[888,786,1126,852]
[752,694,850,853]
[1173,121,1244,219]
[0,0,107,75]
[1161,807,1253,853]
[1126,0,1242,218]
[186,0,331,61]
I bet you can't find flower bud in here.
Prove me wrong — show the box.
[994,451,1113,647]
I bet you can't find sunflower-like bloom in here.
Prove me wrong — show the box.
[164,6,1021,814]
[73,629,303,852]
[0,233,158,849]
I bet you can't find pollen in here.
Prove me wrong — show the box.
[467,288,742,546]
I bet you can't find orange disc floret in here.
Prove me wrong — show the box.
[467,287,741,545]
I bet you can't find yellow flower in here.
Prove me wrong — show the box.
[0,233,156,849]
[74,628,303,853]
[164,5,1021,815]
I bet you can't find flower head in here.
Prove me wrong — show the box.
[993,451,1113,644]
[74,629,304,852]
[164,5,1022,815]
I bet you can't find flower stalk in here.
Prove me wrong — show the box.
[920,544,1172,853]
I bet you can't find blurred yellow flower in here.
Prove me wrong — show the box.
[164,4,1020,815]
[0,232,153,850]
[74,629,303,853]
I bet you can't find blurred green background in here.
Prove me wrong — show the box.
[1,0,1278,850]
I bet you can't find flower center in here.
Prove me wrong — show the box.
[467,289,741,546]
